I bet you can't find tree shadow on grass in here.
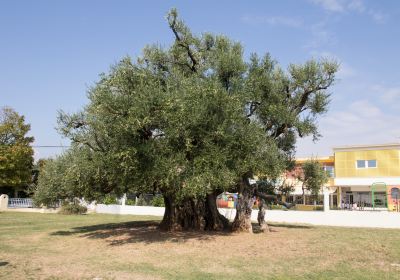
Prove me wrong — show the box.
[0,261,9,267]
[269,223,312,229]
[252,222,313,234]
[51,220,231,246]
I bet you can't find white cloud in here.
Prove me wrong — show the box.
[310,0,345,12]
[304,22,336,49]
[296,99,400,157]
[241,15,303,28]
[337,62,356,79]
[370,85,400,105]
[310,0,365,12]
[347,0,366,13]
[309,0,388,24]
[349,100,380,117]
[367,10,388,24]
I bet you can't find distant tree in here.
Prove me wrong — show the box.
[298,159,329,204]
[27,158,48,197]
[32,158,64,206]
[277,179,296,197]
[0,107,34,197]
[31,159,47,186]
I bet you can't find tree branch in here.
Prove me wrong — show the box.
[93,132,106,152]
[168,16,198,73]
[71,136,102,152]
[246,101,261,118]
[294,74,334,114]
[271,73,334,139]
[254,189,295,209]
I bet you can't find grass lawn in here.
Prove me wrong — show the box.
[0,212,399,280]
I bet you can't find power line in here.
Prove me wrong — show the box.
[1,145,70,148]
[32,145,70,148]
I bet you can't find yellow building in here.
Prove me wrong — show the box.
[333,143,400,211]
[287,143,400,211]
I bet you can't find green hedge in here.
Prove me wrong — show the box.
[59,204,87,215]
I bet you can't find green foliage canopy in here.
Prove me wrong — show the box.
[0,107,34,189]
[35,9,338,208]
[299,159,329,196]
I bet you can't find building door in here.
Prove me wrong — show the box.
[355,192,370,209]
[344,192,353,209]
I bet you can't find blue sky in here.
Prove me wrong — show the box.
[1,0,400,160]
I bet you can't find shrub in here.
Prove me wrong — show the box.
[135,196,147,206]
[151,195,165,207]
[294,204,324,211]
[136,195,154,206]
[102,194,117,205]
[59,204,87,215]
[314,206,324,211]
[270,204,284,210]
[125,198,136,205]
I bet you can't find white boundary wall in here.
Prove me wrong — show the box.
[5,208,59,213]
[95,204,165,216]
[218,209,400,229]
[95,204,400,229]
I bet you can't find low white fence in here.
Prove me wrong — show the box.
[7,198,62,209]
[95,204,400,229]
[8,198,35,208]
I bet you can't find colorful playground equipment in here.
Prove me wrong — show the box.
[387,185,400,212]
[216,192,238,208]
[370,182,400,211]
[371,182,386,209]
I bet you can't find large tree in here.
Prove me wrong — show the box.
[0,107,34,197]
[36,9,337,232]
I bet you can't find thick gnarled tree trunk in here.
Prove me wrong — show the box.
[204,191,230,231]
[231,179,254,233]
[159,194,206,231]
[257,200,269,232]
[159,192,229,231]
[159,194,181,231]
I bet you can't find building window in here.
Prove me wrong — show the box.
[323,166,334,177]
[356,160,366,168]
[356,160,377,169]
